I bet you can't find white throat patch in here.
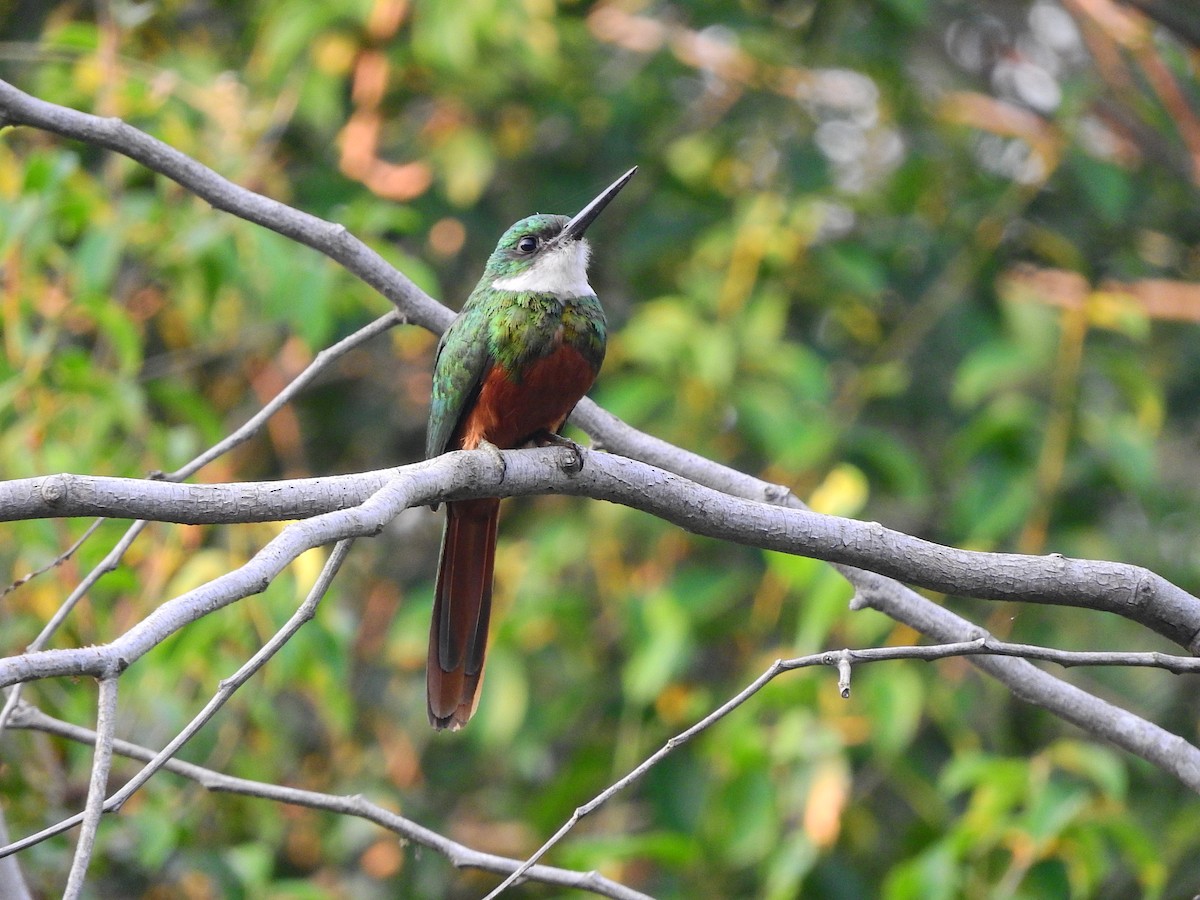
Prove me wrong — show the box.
[492,240,593,296]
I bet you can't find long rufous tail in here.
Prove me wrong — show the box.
[427,498,500,730]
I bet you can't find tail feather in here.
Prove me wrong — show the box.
[427,498,500,730]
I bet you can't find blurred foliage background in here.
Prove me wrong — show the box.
[2,0,1199,896]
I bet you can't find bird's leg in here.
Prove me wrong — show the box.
[532,430,585,473]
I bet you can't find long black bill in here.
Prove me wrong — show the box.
[558,166,637,243]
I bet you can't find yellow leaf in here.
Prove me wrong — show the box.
[807,463,868,517]
[803,759,850,849]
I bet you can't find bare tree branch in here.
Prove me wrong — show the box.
[0,538,354,861]
[0,312,400,739]
[566,405,1200,791]
[4,74,1200,898]
[485,636,1200,895]
[6,703,653,900]
[62,675,118,900]
[860,564,1200,781]
[0,810,32,900]
[0,80,451,334]
[4,449,1199,651]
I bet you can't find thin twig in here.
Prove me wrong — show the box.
[835,650,853,697]
[483,636,1200,896]
[483,661,785,898]
[0,518,103,600]
[797,637,1200,674]
[0,520,149,737]
[0,806,32,900]
[0,539,354,860]
[0,78,449,333]
[0,313,398,740]
[62,674,119,899]
[6,703,651,900]
[566,403,1200,789]
[164,311,401,481]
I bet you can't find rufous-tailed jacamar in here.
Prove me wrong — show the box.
[425,168,636,730]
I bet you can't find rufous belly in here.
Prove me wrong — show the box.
[454,343,597,450]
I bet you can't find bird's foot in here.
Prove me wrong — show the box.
[475,439,507,480]
[533,430,585,474]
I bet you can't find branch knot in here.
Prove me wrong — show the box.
[39,475,67,505]
[762,482,790,504]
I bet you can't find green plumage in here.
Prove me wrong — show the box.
[426,213,607,460]
[423,169,632,729]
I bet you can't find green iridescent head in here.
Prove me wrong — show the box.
[483,214,571,279]
[480,168,638,287]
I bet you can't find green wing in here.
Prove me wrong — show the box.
[426,307,493,459]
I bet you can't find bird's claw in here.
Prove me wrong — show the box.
[534,431,585,474]
[476,439,507,480]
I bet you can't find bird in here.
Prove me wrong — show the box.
[424,167,636,730]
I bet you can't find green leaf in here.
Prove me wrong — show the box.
[857,663,924,756]
[1071,154,1134,226]
[1045,740,1127,799]
[883,840,961,900]
[817,242,889,298]
[952,341,1038,409]
[623,590,690,703]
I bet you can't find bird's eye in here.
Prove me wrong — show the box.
[517,235,538,253]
